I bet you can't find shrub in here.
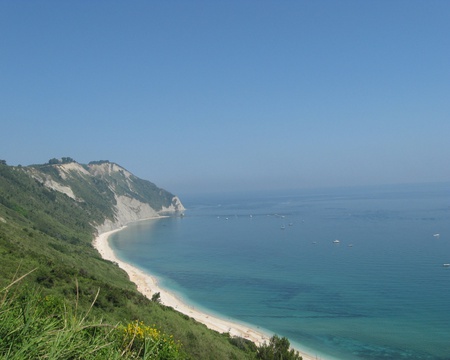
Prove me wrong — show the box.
[257,335,302,360]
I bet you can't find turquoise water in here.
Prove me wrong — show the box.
[110,183,450,360]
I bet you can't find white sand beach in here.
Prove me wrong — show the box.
[93,220,321,360]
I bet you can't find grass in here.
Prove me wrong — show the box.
[0,274,183,359]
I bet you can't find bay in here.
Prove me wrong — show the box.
[110,183,450,360]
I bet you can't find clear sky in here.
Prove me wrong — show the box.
[1,1,449,196]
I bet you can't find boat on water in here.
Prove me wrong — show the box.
[443,264,450,267]
[333,239,340,244]
[433,233,440,238]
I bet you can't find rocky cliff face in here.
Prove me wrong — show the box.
[25,159,185,234]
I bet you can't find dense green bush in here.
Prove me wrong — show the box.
[256,335,302,360]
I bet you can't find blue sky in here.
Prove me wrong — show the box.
[1,1,449,196]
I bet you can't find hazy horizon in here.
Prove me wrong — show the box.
[2,1,449,195]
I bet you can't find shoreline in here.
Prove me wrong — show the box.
[92,218,325,360]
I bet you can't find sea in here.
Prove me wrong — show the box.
[109,183,450,360]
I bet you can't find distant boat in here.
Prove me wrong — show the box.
[433,233,440,238]
[333,239,340,244]
[281,225,286,230]
[443,264,450,267]
[348,244,353,247]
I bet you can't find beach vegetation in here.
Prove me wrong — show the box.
[152,291,162,303]
[256,335,302,360]
[229,336,258,353]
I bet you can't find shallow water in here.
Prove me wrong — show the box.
[110,183,450,360]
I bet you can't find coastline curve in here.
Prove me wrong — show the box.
[93,219,329,360]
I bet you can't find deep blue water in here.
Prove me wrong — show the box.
[110,183,450,360]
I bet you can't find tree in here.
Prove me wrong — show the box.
[151,292,161,303]
[48,158,61,165]
[257,335,302,360]
[61,157,75,164]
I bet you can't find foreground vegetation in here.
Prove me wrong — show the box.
[1,275,182,359]
[0,160,301,359]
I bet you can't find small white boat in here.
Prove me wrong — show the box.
[433,233,440,238]
[443,264,450,267]
[333,239,340,244]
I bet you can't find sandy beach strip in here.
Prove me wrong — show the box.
[93,220,322,360]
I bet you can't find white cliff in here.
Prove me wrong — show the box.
[24,159,185,235]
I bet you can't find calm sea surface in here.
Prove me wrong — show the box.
[110,183,450,360]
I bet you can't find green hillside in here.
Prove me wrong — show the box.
[0,159,301,359]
